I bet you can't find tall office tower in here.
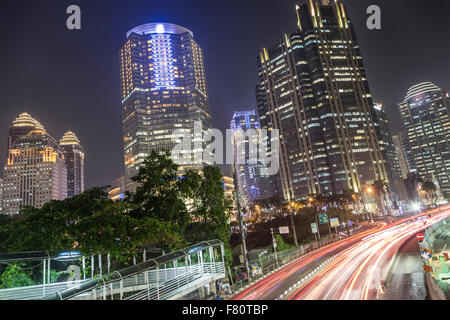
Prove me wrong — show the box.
[373,102,401,183]
[60,131,85,197]
[256,1,387,201]
[2,113,67,215]
[398,82,450,196]
[230,110,275,207]
[120,23,211,185]
[392,132,411,180]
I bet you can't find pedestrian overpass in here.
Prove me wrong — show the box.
[0,240,226,300]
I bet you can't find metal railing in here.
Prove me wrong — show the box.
[41,240,226,300]
[0,279,86,300]
[227,225,371,297]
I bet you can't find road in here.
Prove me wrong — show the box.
[381,234,427,300]
[231,206,449,300]
[288,210,449,300]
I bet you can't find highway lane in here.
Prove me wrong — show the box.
[231,206,449,300]
[288,208,450,300]
[381,234,426,300]
[231,228,382,300]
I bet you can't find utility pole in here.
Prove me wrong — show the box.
[232,163,250,280]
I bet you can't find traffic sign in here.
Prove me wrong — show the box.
[416,233,424,241]
[311,223,318,234]
[421,248,432,260]
[330,218,340,228]
[318,213,328,224]
[279,226,289,234]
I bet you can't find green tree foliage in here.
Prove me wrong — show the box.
[183,166,233,264]
[0,151,231,266]
[130,151,191,237]
[0,186,183,260]
[274,234,293,252]
[0,264,35,288]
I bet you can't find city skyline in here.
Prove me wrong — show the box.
[0,0,449,189]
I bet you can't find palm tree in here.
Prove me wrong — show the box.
[422,180,437,204]
[371,180,390,215]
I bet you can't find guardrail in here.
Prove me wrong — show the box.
[227,225,373,298]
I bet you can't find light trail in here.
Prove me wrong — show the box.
[289,208,450,300]
[231,205,450,300]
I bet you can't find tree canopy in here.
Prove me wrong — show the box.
[0,151,232,264]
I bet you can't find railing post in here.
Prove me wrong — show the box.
[175,259,180,289]
[82,256,86,280]
[91,255,95,279]
[210,246,215,274]
[156,265,160,300]
[99,254,102,277]
[42,259,46,297]
[185,256,189,286]
[47,258,51,294]
[198,251,204,275]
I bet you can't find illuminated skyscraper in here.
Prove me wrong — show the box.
[256,1,388,201]
[230,110,275,207]
[120,23,211,185]
[373,102,401,187]
[398,82,450,196]
[60,131,85,197]
[2,113,67,215]
[392,132,412,180]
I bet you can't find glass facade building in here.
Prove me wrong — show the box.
[230,110,276,207]
[256,1,388,201]
[120,23,211,183]
[398,82,450,196]
[60,131,85,198]
[373,102,401,185]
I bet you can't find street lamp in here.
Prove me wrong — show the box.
[287,201,300,248]
[364,186,374,223]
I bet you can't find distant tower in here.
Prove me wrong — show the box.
[3,113,67,215]
[230,110,275,207]
[60,131,85,197]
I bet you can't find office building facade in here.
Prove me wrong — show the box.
[256,1,388,201]
[60,131,85,197]
[373,102,401,187]
[120,23,211,183]
[230,110,275,207]
[392,132,411,180]
[398,82,450,196]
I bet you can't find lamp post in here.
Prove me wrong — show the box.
[364,186,375,223]
[288,202,299,248]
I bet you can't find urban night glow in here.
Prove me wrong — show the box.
[0,0,449,312]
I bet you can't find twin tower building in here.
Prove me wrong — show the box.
[2,113,85,215]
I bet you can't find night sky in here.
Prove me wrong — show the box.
[0,0,449,188]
